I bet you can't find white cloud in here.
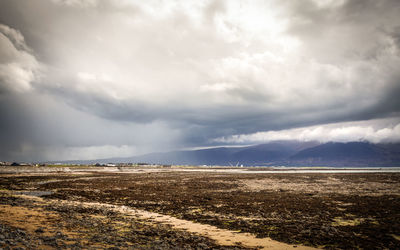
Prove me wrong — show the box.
[215,118,400,144]
[51,0,98,8]
[9,0,397,117]
[310,0,346,9]
[1,0,400,161]
[0,24,39,93]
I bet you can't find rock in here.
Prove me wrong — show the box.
[55,231,64,238]
[196,242,208,249]
[16,229,26,236]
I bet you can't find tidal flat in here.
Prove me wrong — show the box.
[0,166,399,249]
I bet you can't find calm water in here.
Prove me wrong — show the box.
[178,168,400,174]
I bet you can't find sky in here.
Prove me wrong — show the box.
[1,0,400,162]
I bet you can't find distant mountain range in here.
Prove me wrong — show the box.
[63,141,400,167]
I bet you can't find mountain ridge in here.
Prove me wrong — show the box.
[57,141,400,167]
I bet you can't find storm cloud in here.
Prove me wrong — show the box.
[0,0,400,161]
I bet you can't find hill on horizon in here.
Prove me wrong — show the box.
[59,141,400,167]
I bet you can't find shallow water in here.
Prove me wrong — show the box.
[118,167,400,174]
[14,191,53,197]
[182,168,400,174]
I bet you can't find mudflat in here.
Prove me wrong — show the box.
[0,166,399,249]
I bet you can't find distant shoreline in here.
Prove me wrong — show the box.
[1,165,400,174]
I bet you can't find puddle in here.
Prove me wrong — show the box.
[14,191,54,197]
[36,180,62,185]
[36,176,119,185]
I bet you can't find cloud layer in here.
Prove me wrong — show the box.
[215,118,400,144]
[0,0,400,161]
[0,24,39,93]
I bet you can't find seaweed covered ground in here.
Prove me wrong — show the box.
[0,167,400,249]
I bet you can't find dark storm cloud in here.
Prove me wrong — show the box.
[280,0,400,115]
[0,0,400,161]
